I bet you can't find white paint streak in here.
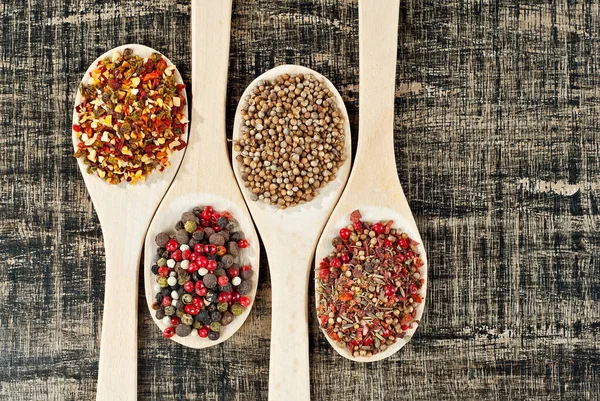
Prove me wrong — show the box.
[518,177,599,196]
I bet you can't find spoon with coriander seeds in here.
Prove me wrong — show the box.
[143,0,259,348]
[314,0,428,362]
[72,44,188,400]
[232,66,351,400]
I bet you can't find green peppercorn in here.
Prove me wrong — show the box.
[158,277,168,287]
[210,321,221,332]
[193,321,202,329]
[157,258,167,267]
[182,293,193,304]
[164,306,176,316]
[181,314,194,326]
[176,309,184,318]
[184,220,197,233]
[217,302,228,312]
[230,303,244,316]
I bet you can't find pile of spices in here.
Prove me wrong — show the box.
[73,48,188,184]
[233,73,346,209]
[150,205,254,341]
[316,210,425,358]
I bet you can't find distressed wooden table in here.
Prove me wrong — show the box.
[2,1,600,400]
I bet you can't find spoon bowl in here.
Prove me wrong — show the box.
[315,206,427,362]
[232,65,351,401]
[143,0,259,348]
[315,0,427,362]
[72,44,188,400]
[143,192,259,348]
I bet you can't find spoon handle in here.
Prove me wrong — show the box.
[354,0,400,182]
[267,240,313,401]
[96,225,145,401]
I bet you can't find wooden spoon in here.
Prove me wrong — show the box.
[144,0,259,348]
[72,44,188,400]
[314,0,428,362]
[232,65,352,401]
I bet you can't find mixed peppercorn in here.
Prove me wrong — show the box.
[151,205,254,341]
[317,210,425,358]
[74,48,187,184]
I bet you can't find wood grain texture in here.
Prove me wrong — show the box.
[1,0,600,400]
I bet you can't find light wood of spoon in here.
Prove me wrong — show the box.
[72,44,188,400]
[314,0,428,362]
[232,65,352,401]
[144,0,259,348]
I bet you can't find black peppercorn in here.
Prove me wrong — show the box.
[209,233,225,246]
[237,280,252,295]
[162,288,171,296]
[181,212,197,224]
[161,251,170,259]
[221,254,234,267]
[155,293,164,303]
[192,230,204,240]
[226,242,239,256]
[175,221,184,230]
[205,291,218,303]
[191,272,200,281]
[156,309,165,320]
[175,324,192,337]
[220,230,230,242]
[192,206,202,216]
[210,311,222,322]
[207,303,217,312]
[203,274,218,290]
[230,232,242,242]
[219,283,233,293]
[207,330,220,341]
[175,229,190,244]
[151,264,159,275]
[240,269,254,280]
[216,216,228,228]
[155,232,170,247]
[220,311,234,326]
[188,238,198,248]
[196,309,209,321]
[214,268,226,277]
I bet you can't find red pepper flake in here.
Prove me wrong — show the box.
[316,209,425,358]
[73,48,188,184]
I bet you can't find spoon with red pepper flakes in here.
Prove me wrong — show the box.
[72,44,188,400]
[143,0,259,349]
[315,0,428,362]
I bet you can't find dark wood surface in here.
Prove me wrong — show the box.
[2,0,600,400]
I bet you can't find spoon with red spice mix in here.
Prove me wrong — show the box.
[231,65,351,399]
[314,0,428,362]
[144,0,259,348]
[72,44,188,400]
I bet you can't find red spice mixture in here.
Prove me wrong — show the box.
[73,48,187,184]
[317,210,425,358]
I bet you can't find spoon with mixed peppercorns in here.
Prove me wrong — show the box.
[143,0,259,350]
[231,65,352,399]
[72,44,188,400]
[315,0,428,362]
